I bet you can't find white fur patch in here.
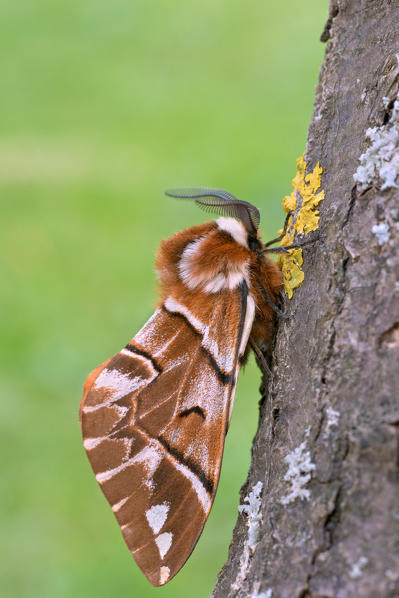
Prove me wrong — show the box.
[202,273,227,293]
[178,237,207,290]
[155,532,173,559]
[202,264,249,293]
[178,235,249,293]
[216,217,248,247]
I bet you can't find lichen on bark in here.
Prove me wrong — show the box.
[279,155,325,299]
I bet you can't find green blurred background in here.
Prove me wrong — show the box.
[1,2,327,596]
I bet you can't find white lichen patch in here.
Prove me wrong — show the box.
[231,481,263,593]
[372,222,390,245]
[395,281,399,293]
[354,92,399,190]
[238,481,263,549]
[281,442,316,505]
[385,569,399,582]
[324,406,340,436]
[251,590,272,598]
[349,556,368,579]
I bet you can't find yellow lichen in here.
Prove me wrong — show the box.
[279,248,304,299]
[278,154,324,298]
[282,192,297,214]
[282,154,306,215]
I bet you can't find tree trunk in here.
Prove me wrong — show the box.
[212,2,399,597]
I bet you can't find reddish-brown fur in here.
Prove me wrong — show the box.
[155,221,282,358]
[155,222,216,291]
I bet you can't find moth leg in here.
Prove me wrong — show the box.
[263,233,320,254]
[263,211,293,248]
[249,337,273,381]
[258,283,289,319]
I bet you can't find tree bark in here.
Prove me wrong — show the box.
[212,2,399,597]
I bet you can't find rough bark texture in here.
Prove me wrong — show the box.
[212,2,399,597]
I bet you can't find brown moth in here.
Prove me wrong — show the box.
[79,188,295,587]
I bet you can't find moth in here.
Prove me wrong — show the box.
[79,188,297,586]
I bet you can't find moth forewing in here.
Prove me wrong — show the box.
[80,200,283,586]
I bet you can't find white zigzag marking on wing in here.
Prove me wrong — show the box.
[162,355,186,373]
[94,369,146,399]
[151,329,180,356]
[172,459,211,513]
[83,436,107,450]
[164,295,204,332]
[96,443,162,484]
[112,496,130,512]
[137,393,176,420]
[85,436,132,460]
[96,431,212,512]
[83,356,157,413]
[120,347,137,357]
[164,296,236,373]
[134,308,165,350]
[155,532,173,559]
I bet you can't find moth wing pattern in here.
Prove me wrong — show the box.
[80,283,255,586]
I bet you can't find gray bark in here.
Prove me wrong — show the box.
[212,2,399,597]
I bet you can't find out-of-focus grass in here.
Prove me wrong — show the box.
[0,1,327,596]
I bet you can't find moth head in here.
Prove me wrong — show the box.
[164,187,261,243]
[248,235,263,252]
